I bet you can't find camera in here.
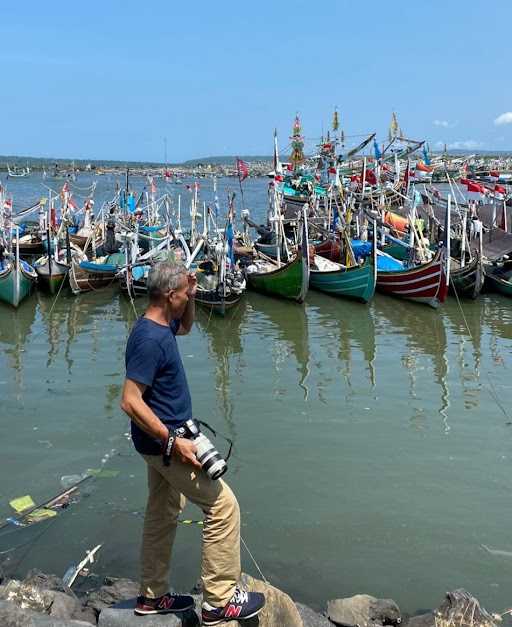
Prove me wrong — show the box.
[183,419,227,480]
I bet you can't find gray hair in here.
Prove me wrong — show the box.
[146,261,188,302]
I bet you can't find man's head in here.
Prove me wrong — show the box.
[147,261,189,318]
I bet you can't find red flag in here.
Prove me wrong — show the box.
[236,158,249,181]
[467,181,485,193]
[365,170,377,185]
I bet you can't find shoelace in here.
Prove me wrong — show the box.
[231,588,249,604]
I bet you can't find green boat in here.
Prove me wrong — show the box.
[484,261,512,297]
[309,255,376,303]
[0,257,37,307]
[245,247,309,303]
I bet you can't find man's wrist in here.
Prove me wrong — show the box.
[162,428,176,466]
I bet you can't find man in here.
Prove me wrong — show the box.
[121,260,265,625]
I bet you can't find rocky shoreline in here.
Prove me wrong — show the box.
[0,567,502,627]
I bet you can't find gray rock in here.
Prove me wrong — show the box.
[48,592,80,620]
[0,579,53,613]
[296,602,333,627]
[235,573,303,627]
[405,614,435,627]
[0,599,93,626]
[84,578,139,615]
[327,594,401,627]
[70,606,97,626]
[97,596,199,627]
[23,571,68,594]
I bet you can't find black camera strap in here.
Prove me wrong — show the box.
[196,419,234,462]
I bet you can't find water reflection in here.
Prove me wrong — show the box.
[36,289,122,373]
[246,293,310,400]
[195,299,247,432]
[308,292,377,389]
[0,294,37,399]
[372,296,451,431]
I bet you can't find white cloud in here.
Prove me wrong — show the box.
[434,140,483,150]
[433,119,457,128]
[448,140,483,150]
[494,112,512,126]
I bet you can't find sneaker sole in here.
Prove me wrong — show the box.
[134,603,194,615]
[202,606,263,625]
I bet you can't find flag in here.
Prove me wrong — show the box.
[423,144,431,166]
[365,169,377,185]
[416,161,434,173]
[373,138,382,160]
[332,109,339,131]
[467,181,485,193]
[226,219,235,265]
[236,158,249,181]
[273,129,283,175]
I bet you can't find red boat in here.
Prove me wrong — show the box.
[376,248,448,309]
[314,237,341,262]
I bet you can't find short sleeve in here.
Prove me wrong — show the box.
[170,319,181,335]
[125,338,162,387]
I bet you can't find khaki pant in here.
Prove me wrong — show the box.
[140,453,241,607]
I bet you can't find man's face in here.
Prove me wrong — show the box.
[168,274,189,318]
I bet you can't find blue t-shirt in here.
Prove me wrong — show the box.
[125,317,192,454]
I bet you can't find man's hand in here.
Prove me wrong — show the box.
[187,272,197,298]
[173,437,201,469]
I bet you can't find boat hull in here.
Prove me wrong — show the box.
[377,249,448,308]
[484,263,512,296]
[310,258,375,303]
[34,257,69,294]
[0,261,37,307]
[195,288,243,316]
[69,253,124,294]
[246,252,308,302]
[450,255,485,300]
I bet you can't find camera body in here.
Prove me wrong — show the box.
[182,419,227,480]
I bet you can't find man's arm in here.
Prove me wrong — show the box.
[120,379,200,467]
[177,273,197,335]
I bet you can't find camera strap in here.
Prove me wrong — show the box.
[196,419,233,462]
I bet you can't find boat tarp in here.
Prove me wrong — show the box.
[376,251,404,272]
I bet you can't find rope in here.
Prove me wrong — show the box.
[241,535,268,584]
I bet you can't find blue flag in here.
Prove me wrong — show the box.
[373,139,382,160]
[226,221,235,265]
[423,144,431,166]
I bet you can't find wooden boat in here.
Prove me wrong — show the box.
[69,252,125,294]
[15,232,45,256]
[484,260,512,296]
[376,248,448,308]
[33,255,69,294]
[314,236,342,262]
[310,255,375,303]
[0,257,37,307]
[450,254,485,299]
[245,246,308,303]
[245,204,309,303]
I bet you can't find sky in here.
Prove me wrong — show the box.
[1,0,512,162]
